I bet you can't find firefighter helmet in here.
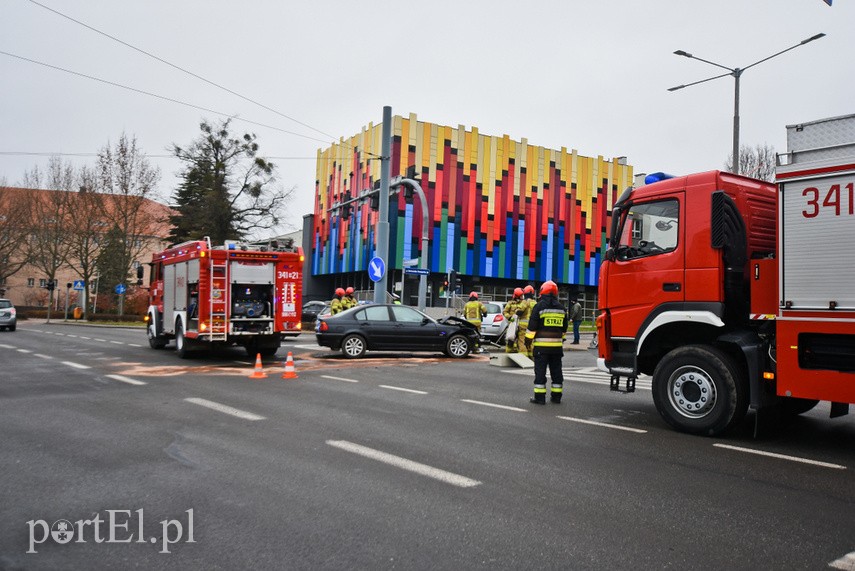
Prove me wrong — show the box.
[469,291,479,299]
[345,286,354,295]
[335,287,345,297]
[539,280,558,296]
[513,287,523,298]
[523,285,535,295]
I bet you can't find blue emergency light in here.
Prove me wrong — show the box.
[644,172,676,185]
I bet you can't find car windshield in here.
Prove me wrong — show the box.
[0,300,12,309]
[484,303,501,314]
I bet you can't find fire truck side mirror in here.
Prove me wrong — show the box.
[605,247,615,262]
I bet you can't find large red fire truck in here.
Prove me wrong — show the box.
[145,237,303,358]
[597,114,855,436]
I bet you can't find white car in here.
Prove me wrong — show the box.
[480,301,506,341]
[0,299,17,331]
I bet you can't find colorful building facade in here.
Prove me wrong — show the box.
[311,113,633,299]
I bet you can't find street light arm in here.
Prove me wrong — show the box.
[673,50,734,73]
[741,33,826,72]
[667,71,733,92]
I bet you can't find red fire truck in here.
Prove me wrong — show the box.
[145,237,304,358]
[597,114,855,436]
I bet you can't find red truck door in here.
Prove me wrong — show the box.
[605,193,684,340]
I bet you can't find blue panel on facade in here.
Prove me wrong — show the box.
[446,222,456,273]
[404,204,413,262]
[516,220,525,279]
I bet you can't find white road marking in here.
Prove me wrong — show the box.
[321,375,359,383]
[461,399,527,412]
[109,341,124,345]
[184,398,265,421]
[327,440,481,488]
[17,349,32,354]
[55,332,64,336]
[66,334,77,338]
[379,385,428,395]
[34,354,53,360]
[106,374,147,386]
[94,338,107,342]
[714,444,846,470]
[128,343,142,348]
[0,344,16,349]
[501,366,652,390]
[80,336,92,340]
[61,361,91,370]
[294,343,323,349]
[829,551,855,570]
[557,416,647,434]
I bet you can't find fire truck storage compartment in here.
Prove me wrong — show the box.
[780,172,855,310]
[798,333,855,373]
[230,260,275,333]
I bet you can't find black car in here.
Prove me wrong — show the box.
[315,304,478,358]
[302,300,328,323]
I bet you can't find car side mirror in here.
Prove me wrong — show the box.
[422,317,431,325]
[605,247,616,262]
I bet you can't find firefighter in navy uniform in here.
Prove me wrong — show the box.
[524,280,569,404]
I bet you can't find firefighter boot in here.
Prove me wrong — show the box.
[550,385,563,404]
[530,385,547,405]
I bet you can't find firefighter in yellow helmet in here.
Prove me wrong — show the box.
[524,280,569,404]
[502,288,524,353]
[330,287,346,315]
[462,291,487,353]
[342,286,357,310]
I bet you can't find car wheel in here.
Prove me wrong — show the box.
[341,334,366,358]
[9,324,15,332]
[652,345,747,436]
[175,320,192,359]
[445,334,472,358]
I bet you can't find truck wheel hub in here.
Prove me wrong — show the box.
[668,366,716,418]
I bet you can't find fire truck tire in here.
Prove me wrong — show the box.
[341,334,366,358]
[147,320,167,349]
[175,321,193,359]
[778,397,820,416]
[652,345,748,436]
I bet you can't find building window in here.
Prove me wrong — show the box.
[39,278,47,288]
[132,260,141,269]
[27,278,35,288]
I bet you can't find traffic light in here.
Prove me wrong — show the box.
[45,279,55,292]
[449,270,457,291]
[136,266,144,286]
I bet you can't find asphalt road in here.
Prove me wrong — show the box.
[1,321,854,570]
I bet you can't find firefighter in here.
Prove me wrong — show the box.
[518,285,537,357]
[502,288,524,353]
[343,286,357,310]
[462,291,487,353]
[330,287,345,315]
[524,280,569,404]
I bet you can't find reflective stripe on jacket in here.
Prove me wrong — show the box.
[525,295,568,354]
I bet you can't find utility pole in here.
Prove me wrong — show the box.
[374,106,392,304]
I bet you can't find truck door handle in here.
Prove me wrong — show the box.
[663,283,681,292]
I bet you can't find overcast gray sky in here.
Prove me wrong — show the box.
[2,0,851,232]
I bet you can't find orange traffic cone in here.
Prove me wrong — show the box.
[281,352,298,379]
[248,353,268,379]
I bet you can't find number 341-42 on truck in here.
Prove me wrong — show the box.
[597,114,855,436]
[145,237,304,358]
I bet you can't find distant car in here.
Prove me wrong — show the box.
[480,301,506,341]
[302,300,327,322]
[316,304,479,358]
[0,299,17,331]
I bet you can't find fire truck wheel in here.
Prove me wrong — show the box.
[652,345,748,436]
[147,321,167,349]
[341,334,366,358]
[175,321,193,359]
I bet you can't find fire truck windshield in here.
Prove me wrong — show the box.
[613,199,679,260]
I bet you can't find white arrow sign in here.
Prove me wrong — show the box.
[369,256,385,283]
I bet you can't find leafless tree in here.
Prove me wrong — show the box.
[21,157,77,320]
[0,186,31,293]
[95,133,162,293]
[725,143,777,181]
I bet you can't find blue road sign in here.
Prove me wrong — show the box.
[73,280,85,291]
[114,284,127,295]
[404,267,430,276]
[368,256,385,283]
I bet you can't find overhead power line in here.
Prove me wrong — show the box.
[0,151,333,160]
[0,50,334,146]
[26,0,341,143]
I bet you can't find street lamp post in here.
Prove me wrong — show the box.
[668,33,825,175]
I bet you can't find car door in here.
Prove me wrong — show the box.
[390,305,441,350]
[354,305,394,348]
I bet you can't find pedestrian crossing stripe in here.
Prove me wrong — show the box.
[500,366,652,391]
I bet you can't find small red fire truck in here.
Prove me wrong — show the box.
[597,114,855,435]
[145,237,303,358]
